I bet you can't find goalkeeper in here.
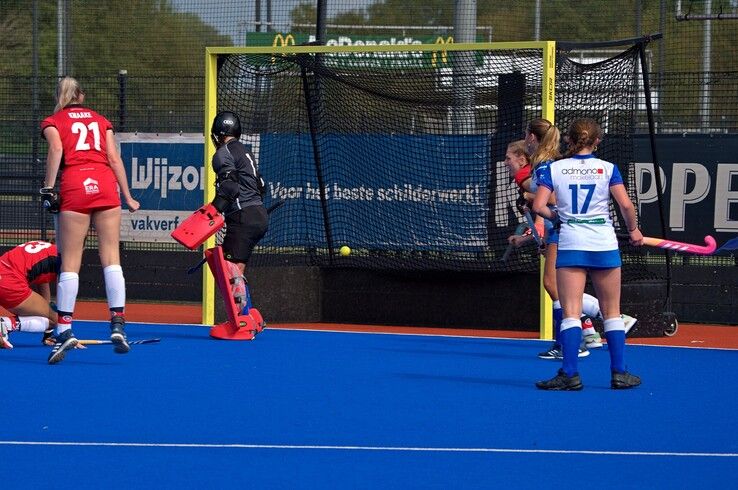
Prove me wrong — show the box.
[209,111,269,316]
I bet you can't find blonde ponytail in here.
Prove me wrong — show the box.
[54,76,83,112]
[528,119,561,166]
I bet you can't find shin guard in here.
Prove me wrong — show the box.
[205,246,264,339]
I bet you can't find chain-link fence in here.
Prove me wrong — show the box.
[2,1,736,133]
[1,0,736,305]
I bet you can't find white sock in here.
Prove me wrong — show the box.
[17,316,50,333]
[104,265,126,311]
[582,293,601,320]
[56,272,79,313]
[55,271,79,334]
[1,316,17,331]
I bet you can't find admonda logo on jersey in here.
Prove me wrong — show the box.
[561,167,604,180]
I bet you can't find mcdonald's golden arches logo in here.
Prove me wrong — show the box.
[272,33,296,47]
[431,36,453,67]
[271,33,296,63]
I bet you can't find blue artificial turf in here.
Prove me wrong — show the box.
[1,321,736,488]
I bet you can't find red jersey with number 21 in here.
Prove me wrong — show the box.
[41,105,121,212]
[41,105,113,167]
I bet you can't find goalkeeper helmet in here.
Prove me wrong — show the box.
[211,111,242,145]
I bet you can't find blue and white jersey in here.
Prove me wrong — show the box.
[537,154,623,252]
[529,159,554,193]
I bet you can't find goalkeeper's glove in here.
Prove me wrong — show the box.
[40,187,60,214]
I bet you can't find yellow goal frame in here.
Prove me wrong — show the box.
[203,41,556,340]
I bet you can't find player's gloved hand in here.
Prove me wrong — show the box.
[549,210,562,230]
[40,187,60,214]
[210,195,229,214]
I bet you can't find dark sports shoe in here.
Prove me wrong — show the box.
[47,329,78,364]
[42,328,56,346]
[611,371,641,389]
[536,368,583,391]
[110,315,130,354]
[538,343,590,360]
[538,343,561,359]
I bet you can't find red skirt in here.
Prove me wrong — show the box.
[0,266,32,309]
[60,164,121,213]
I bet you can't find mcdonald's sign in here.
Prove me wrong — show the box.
[272,33,296,48]
[271,33,296,63]
[431,36,453,67]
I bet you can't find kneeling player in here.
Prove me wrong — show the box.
[0,240,79,363]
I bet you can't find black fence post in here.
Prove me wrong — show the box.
[118,69,128,132]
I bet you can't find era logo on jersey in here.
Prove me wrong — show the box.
[83,177,100,195]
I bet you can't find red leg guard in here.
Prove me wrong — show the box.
[248,308,266,334]
[205,246,257,340]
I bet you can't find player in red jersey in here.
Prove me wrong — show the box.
[41,76,140,360]
[0,241,79,363]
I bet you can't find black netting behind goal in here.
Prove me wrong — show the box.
[216,43,663,283]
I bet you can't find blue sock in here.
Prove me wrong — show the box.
[553,304,563,344]
[240,284,253,315]
[605,328,626,373]
[559,318,581,377]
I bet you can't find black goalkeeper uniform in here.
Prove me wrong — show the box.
[211,140,268,263]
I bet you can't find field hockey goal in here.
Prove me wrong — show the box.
[203,39,669,335]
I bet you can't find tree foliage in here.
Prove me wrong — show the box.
[0,0,231,77]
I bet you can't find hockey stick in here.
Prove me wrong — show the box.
[186,199,286,274]
[78,338,161,346]
[618,234,717,255]
[523,210,543,246]
[500,223,529,262]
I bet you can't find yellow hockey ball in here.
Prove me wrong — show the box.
[339,245,351,256]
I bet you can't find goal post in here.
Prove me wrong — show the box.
[203,41,555,338]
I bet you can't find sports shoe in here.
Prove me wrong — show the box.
[611,371,641,389]
[538,343,561,359]
[583,332,603,349]
[47,329,78,364]
[539,343,590,359]
[110,315,130,354]
[42,328,56,346]
[581,317,602,349]
[0,317,13,349]
[536,368,583,391]
[622,314,638,335]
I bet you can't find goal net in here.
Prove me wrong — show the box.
[205,41,664,330]
[209,42,653,269]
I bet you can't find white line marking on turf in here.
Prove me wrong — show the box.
[268,327,738,351]
[0,441,736,457]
